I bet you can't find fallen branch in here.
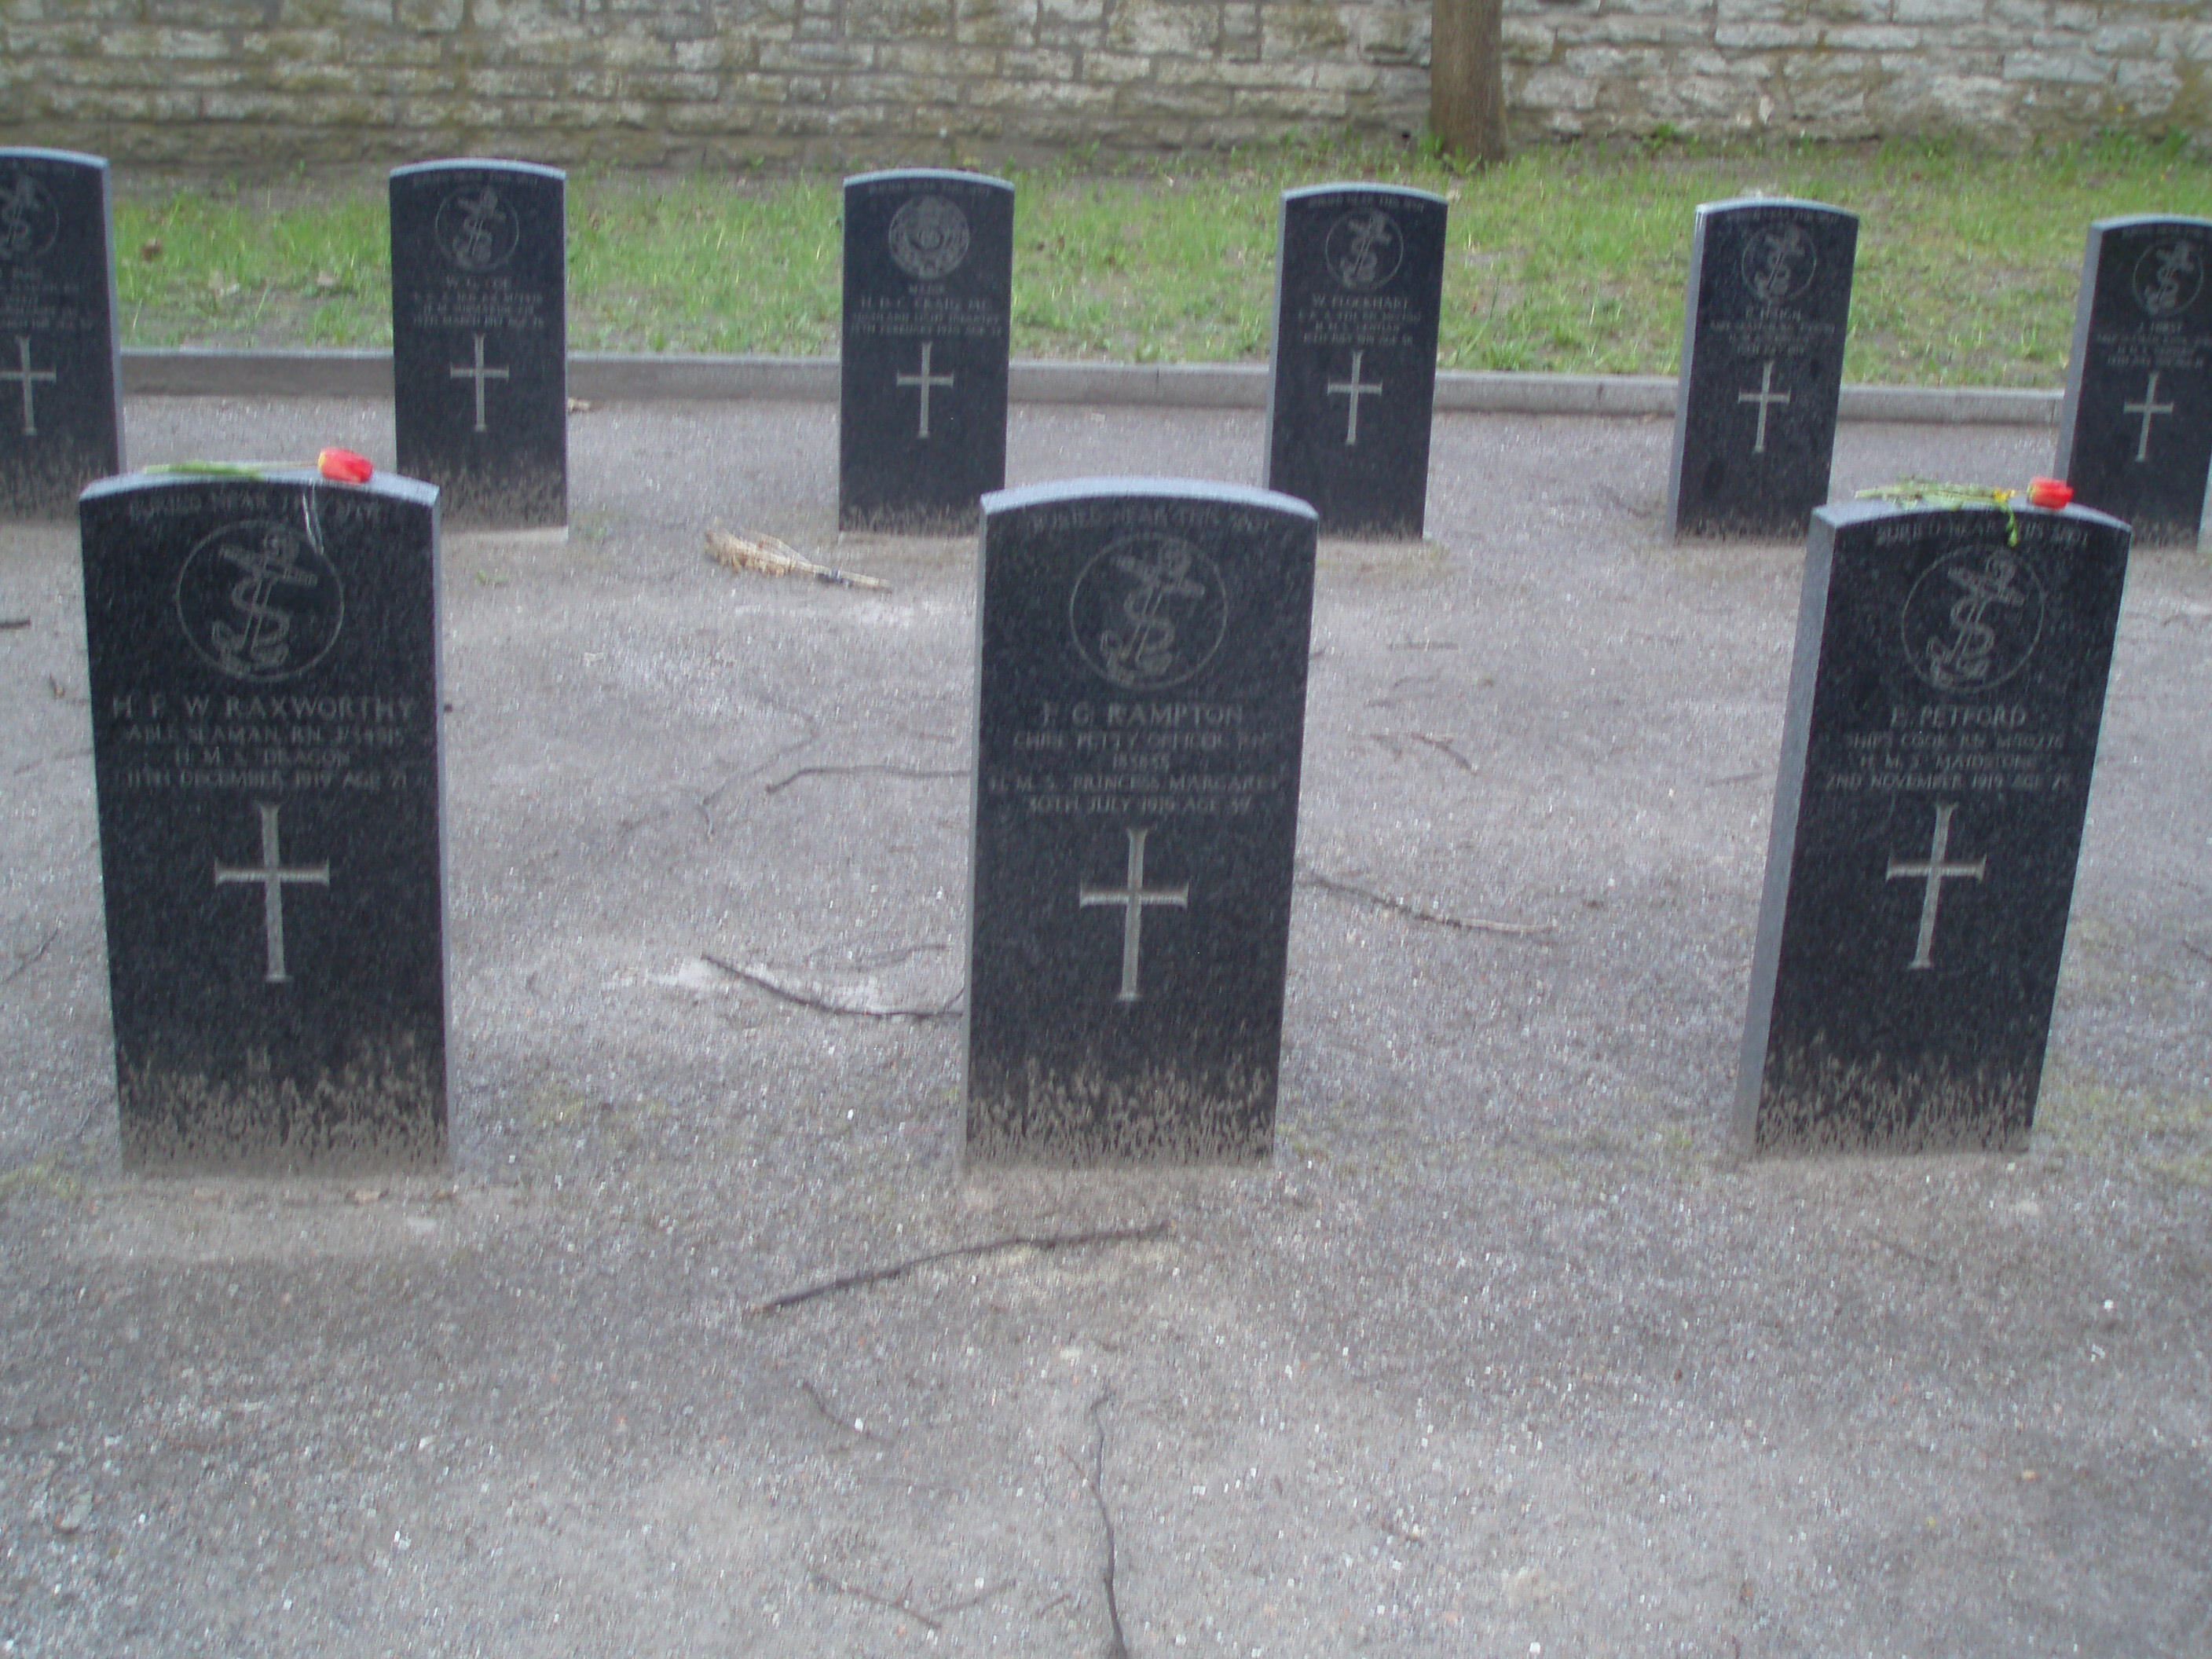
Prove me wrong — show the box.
[701,954,963,1021]
[1408,732,1475,772]
[2183,938,2211,965]
[928,1579,1015,1620]
[1298,867,1554,937]
[800,1379,894,1445]
[1062,1393,1130,1659]
[709,527,890,591]
[810,1569,940,1631]
[745,1224,1167,1319]
[764,764,966,797]
[3,928,57,987]
[0,617,29,632]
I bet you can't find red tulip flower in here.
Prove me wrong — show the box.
[2026,476,2073,510]
[317,446,374,484]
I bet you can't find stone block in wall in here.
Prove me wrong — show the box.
[1109,1,1222,57]
[999,47,1080,79]
[394,0,467,27]
[1518,64,1597,111]
[872,41,1003,77]
[1556,13,1707,49]
[2091,25,2158,55]
[847,0,957,38]
[1231,85,1354,121]
[1081,52,1155,85]
[1118,79,1238,119]
[759,41,878,72]
[1715,22,1819,50]
[1829,26,1920,51]
[2003,50,2108,85]
[850,72,969,108]
[1262,5,1352,60]
[1653,74,1760,123]
[1503,19,1556,58]
[959,0,1042,47]
[1352,6,1429,65]
[2114,58,2180,112]
[1223,5,1264,60]
[1894,0,1983,21]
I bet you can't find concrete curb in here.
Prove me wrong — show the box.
[117,349,2065,427]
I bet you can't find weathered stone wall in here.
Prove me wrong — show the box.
[0,2,2203,171]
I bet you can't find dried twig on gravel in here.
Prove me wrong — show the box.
[929,1579,1015,1620]
[745,1224,1166,1319]
[3,927,57,986]
[800,1379,894,1445]
[1298,866,1555,936]
[1061,1393,1130,1659]
[763,763,966,797]
[707,526,891,591]
[810,1569,941,1630]
[701,953,963,1021]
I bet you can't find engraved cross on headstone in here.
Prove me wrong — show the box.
[1884,801,1986,971]
[1326,349,1384,447]
[1079,826,1188,1002]
[2,335,57,436]
[214,802,331,984]
[895,340,955,440]
[1738,357,1792,456]
[2123,370,2174,463]
[449,331,510,434]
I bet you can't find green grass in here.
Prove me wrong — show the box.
[112,134,2212,386]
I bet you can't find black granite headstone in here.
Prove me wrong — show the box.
[839,170,1013,533]
[1737,498,2130,1155]
[81,470,448,1171]
[390,159,566,530]
[1262,183,1447,538]
[966,478,1319,1165]
[0,148,122,518]
[1667,198,1857,540]
[2053,214,2212,547]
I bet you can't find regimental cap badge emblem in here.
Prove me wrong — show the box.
[2131,236,2204,318]
[434,184,521,273]
[1324,210,1403,291]
[888,194,971,280]
[174,519,346,683]
[1739,222,1818,305]
[0,171,60,263]
[1068,533,1229,690]
[1900,541,2045,694]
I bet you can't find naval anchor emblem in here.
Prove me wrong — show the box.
[1324,210,1403,291]
[1900,542,2045,694]
[435,184,521,273]
[174,520,345,683]
[1739,222,1818,306]
[2131,236,2204,318]
[888,195,971,280]
[0,171,60,263]
[1068,533,1229,690]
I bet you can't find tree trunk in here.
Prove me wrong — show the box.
[1429,0,1507,165]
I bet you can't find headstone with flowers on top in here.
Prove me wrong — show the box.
[1736,481,2129,1155]
[79,460,449,1170]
